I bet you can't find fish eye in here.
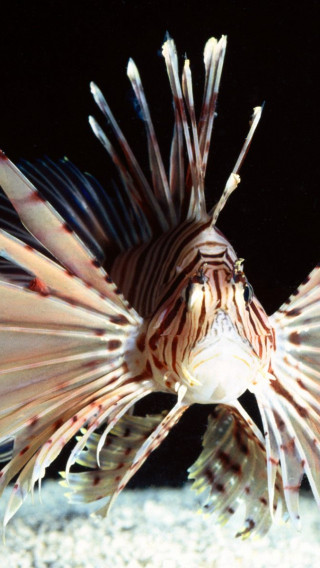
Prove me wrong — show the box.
[243,282,253,303]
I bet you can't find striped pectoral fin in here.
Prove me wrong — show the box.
[2,451,40,527]
[64,402,188,516]
[188,405,286,538]
[0,229,134,318]
[0,267,152,523]
[17,157,113,260]
[61,412,165,513]
[0,153,129,310]
[105,400,188,512]
[257,264,320,526]
[0,371,154,525]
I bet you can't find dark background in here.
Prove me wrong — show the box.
[0,0,319,485]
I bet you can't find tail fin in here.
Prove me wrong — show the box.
[255,265,320,527]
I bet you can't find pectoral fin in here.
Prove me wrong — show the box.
[255,264,320,527]
[188,404,285,538]
[62,403,188,516]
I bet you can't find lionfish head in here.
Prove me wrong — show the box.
[147,254,267,405]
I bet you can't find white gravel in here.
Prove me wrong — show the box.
[0,481,319,568]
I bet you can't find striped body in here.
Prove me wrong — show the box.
[0,35,319,538]
[117,219,275,403]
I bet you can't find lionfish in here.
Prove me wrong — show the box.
[0,35,319,539]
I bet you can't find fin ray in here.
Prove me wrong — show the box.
[0,154,128,309]
[255,264,320,524]
[188,405,286,538]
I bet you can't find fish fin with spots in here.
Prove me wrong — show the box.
[98,400,188,514]
[0,157,156,523]
[62,404,188,516]
[0,153,129,309]
[17,157,145,259]
[255,264,320,528]
[188,404,286,538]
[60,412,165,513]
[0,228,132,315]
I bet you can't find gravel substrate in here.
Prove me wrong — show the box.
[0,481,319,568]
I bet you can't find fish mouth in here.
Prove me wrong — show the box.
[181,310,258,404]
